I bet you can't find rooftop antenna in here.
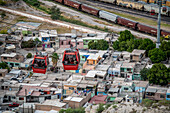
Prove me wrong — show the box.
[156,0,162,48]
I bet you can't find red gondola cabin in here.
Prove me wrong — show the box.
[62,49,80,70]
[32,53,49,74]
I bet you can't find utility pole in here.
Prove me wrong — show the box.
[156,0,162,48]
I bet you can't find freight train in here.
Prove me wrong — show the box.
[96,0,170,16]
[54,0,170,37]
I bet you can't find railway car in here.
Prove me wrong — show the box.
[149,0,156,3]
[117,17,138,29]
[161,29,170,37]
[144,3,170,16]
[99,0,116,4]
[99,10,119,23]
[137,23,157,35]
[64,0,81,9]
[166,0,170,7]
[55,0,64,3]
[81,4,100,16]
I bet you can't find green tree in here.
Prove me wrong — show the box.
[0,29,8,34]
[52,53,59,67]
[138,38,155,56]
[96,104,105,113]
[96,39,109,50]
[148,48,166,63]
[0,0,6,6]
[26,53,32,58]
[59,108,85,113]
[140,68,150,81]
[0,62,10,72]
[160,41,170,60]
[112,40,120,50]
[50,6,61,20]
[119,41,128,51]
[147,63,170,85]
[118,30,134,42]
[88,40,97,49]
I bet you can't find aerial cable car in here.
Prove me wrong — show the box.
[62,37,80,70]
[32,53,49,74]
[31,41,49,74]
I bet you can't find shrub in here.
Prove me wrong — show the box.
[26,53,32,58]
[96,104,105,113]
[105,104,111,109]
[112,105,117,108]
[141,99,155,107]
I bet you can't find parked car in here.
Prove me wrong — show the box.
[9,102,19,107]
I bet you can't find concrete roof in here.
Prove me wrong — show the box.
[0,69,8,73]
[156,89,167,94]
[67,74,83,83]
[131,49,146,55]
[42,99,66,107]
[1,53,16,57]
[135,81,149,88]
[108,88,119,93]
[95,65,110,71]
[121,62,136,68]
[87,54,100,60]
[146,87,157,93]
[71,97,83,102]
[85,70,106,78]
[9,69,22,74]
[89,95,107,104]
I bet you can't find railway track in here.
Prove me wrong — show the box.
[77,0,170,24]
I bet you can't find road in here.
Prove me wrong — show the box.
[77,0,170,24]
[0,1,157,42]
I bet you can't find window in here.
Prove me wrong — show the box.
[167,95,170,98]
[146,92,155,96]
[115,72,119,75]
[0,74,2,76]
[77,42,79,45]
[87,60,89,64]
[82,56,85,59]
[4,57,7,60]
[124,87,128,90]
[93,61,95,64]
[69,87,74,90]
[15,63,19,66]
[12,96,16,99]
[160,94,165,98]
[127,68,131,72]
[61,41,63,45]
[19,97,24,100]
[68,41,71,45]
[63,54,77,65]
[121,68,124,72]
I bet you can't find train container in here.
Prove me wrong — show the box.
[149,0,155,3]
[55,0,64,3]
[137,23,157,35]
[138,0,149,3]
[81,4,100,16]
[144,3,170,16]
[99,0,116,4]
[161,30,170,37]
[130,1,145,10]
[64,0,81,9]
[117,17,138,29]
[116,0,128,7]
[166,0,170,7]
[99,10,119,23]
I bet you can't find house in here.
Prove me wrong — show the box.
[17,85,59,104]
[40,30,57,48]
[63,83,78,96]
[131,49,146,62]
[133,62,146,80]
[1,53,24,68]
[35,99,66,111]
[166,88,170,100]
[155,89,168,101]
[83,54,101,71]
[145,86,157,100]
[85,70,107,81]
[63,92,91,109]
[108,61,122,77]
[134,81,149,93]
[71,39,84,49]
[0,69,8,77]
[108,87,119,102]
[120,62,136,80]
[89,95,108,104]
[111,51,122,61]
